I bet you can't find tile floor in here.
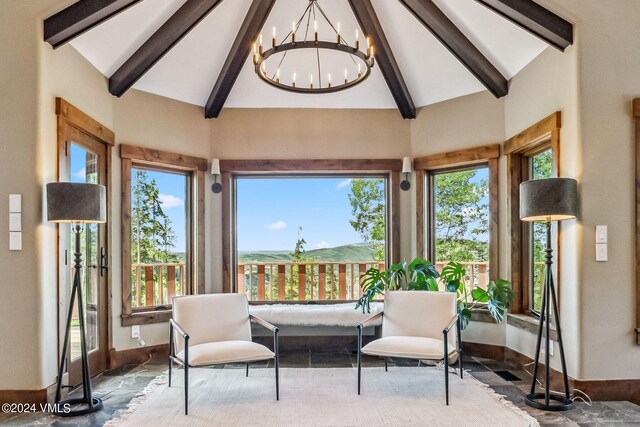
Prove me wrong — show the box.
[1,349,639,426]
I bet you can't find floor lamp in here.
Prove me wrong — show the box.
[520,177,577,411]
[47,182,106,416]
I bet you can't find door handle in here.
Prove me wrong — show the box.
[101,247,109,277]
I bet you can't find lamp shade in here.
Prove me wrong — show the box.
[520,178,577,222]
[47,182,106,223]
[402,157,412,174]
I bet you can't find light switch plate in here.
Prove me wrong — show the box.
[596,243,608,262]
[596,225,608,244]
[131,325,140,339]
[9,213,21,232]
[9,194,21,213]
[9,232,22,251]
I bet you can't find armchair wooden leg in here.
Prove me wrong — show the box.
[246,362,249,377]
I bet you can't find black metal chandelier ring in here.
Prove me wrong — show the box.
[255,41,373,94]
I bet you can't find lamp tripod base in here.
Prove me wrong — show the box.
[56,397,103,417]
[525,393,572,411]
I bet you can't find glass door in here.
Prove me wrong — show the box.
[58,125,109,386]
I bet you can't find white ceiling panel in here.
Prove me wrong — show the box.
[67,0,553,113]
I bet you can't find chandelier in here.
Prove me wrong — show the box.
[253,0,375,94]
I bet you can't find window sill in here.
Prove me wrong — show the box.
[121,310,172,326]
[507,313,558,341]
[470,309,495,323]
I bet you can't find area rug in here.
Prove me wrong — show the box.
[105,367,539,427]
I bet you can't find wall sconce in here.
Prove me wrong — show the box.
[400,157,412,191]
[211,159,222,193]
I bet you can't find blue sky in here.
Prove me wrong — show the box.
[70,144,187,252]
[237,177,382,252]
[71,149,371,254]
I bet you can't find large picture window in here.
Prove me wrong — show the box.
[120,145,206,325]
[235,176,387,301]
[220,159,402,298]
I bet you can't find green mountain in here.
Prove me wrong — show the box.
[238,243,379,263]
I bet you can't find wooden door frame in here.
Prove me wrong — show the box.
[55,98,114,375]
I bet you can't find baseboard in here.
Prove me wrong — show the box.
[504,347,640,405]
[0,382,56,405]
[462,341,505,360]
[109,344,169,370]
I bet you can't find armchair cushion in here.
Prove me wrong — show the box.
[177,340,274,366]
[361,336,457,361]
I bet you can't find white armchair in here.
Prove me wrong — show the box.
[357,291,462,405]
[169,294,279,415]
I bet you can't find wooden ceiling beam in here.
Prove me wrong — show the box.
[204,0,276,119]
[398,0,508,98]
[109,0,226,97]
[475,0,573,51]
[348,0,416,119]
[44,0,141,48]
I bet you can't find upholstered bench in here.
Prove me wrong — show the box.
[248,302,383,350]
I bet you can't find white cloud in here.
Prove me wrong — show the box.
[73,167,86,180]
[336,179,352,190]
[159,194,184,209]
[266,220,287,230]
[313,241,331,249]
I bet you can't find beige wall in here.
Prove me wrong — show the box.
[504,43,582,376]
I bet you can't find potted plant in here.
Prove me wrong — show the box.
[355,258,514,329]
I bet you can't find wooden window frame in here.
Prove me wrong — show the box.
[120,144,206,326]
[414,145,500,323]
[633,99,640,344]
[505,112,561,316]
[220,159,402,297]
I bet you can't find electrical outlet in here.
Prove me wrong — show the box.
[131,325,140,339]
[540,343,554,357]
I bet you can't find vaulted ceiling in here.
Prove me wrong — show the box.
[44,0,573,119]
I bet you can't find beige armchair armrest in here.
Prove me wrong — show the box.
[250,315,279,333]
[358,311,383,330]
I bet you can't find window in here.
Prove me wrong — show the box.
[415,145,499,304]
[120,145,206,325]
[505,112,560,315]
[431,166,491,290]
[235,176,387,301]
[220,159,402,296]
[528,150,553,313]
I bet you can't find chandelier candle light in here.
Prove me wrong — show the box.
[253,0,374,94]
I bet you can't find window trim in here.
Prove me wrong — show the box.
[120,144,207,326]
[220,159,403,296]
[414,144,500,282]
[505,112,561,316]
[632,99,640,344]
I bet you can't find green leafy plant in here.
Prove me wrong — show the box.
[355,258,514,329]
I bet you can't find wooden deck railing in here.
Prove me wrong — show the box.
[237,262,385,301]
[237,260,547,302]
[131,262,186,308]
